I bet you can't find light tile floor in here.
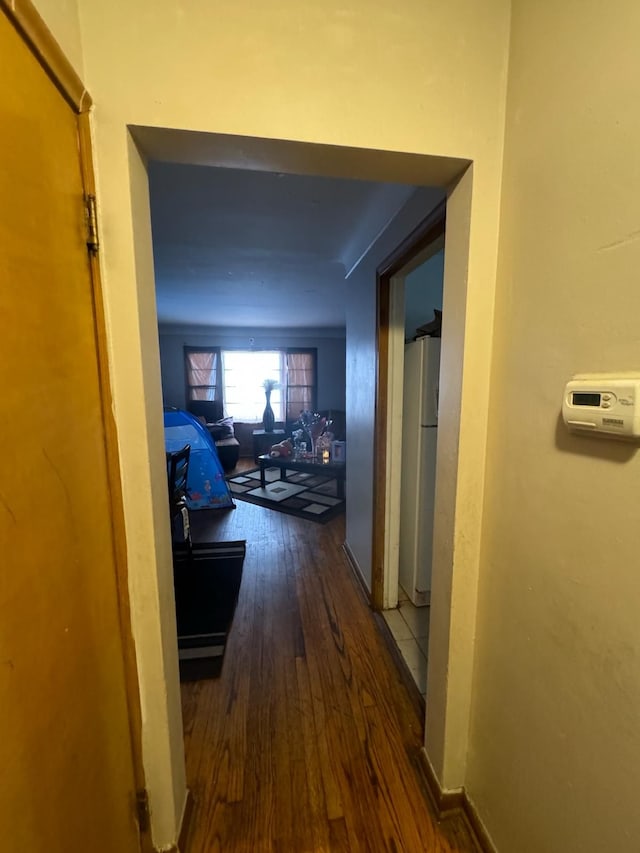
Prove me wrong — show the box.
[382,586,430,695]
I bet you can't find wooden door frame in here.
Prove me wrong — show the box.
[371,201,446,611]
[1,1,149,845]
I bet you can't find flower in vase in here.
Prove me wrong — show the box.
[308,418,326,443]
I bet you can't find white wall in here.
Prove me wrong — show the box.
[159,325,346,413]
[466,2,640,851]
[32,0,512,844]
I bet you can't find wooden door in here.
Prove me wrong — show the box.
[0,9,143,852]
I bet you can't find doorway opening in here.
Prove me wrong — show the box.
[372,205,446,699]
[147,160,415,464]
[121,126,477,835]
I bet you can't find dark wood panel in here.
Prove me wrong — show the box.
[183,490,477,852]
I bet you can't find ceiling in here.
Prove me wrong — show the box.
[149,162,419,329]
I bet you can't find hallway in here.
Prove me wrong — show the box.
[182,495,478,852]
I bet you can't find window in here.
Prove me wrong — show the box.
[184,348,220,401]
[222,350,283,421]
[185,347,316,422]
[284,351,315,420]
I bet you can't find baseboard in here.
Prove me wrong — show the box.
[178,788,194,852]
[417,748,465,815]
[341,541,371,605]
[417,749,497,853]
[462,793,498,853]
[153,788,193,853]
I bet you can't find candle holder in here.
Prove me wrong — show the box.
[316,433,332,462]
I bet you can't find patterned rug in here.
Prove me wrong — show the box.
[227,466,345,524]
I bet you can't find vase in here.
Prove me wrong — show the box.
[307,420,325,458]
[262,391,275,432]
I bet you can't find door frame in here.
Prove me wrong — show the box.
[78,113,149,835]
[372,202,446,611]
[101,116,483,800]
[1,1,149,845]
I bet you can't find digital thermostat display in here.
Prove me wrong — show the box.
[572,392,601,407]
[562,374,640,441]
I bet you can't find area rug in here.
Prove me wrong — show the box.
[227,466,345,524]
[172,540,246,681]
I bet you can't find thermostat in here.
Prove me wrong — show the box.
[562,374,640,440]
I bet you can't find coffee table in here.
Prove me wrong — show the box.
[258,454,346,500]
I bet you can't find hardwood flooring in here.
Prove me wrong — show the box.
[183,464,478,852]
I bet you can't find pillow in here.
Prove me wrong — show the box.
[208,416,234,441]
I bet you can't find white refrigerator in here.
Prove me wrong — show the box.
[399,336,441,606]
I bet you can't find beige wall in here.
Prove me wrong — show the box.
[34,0,510,846]
[74,3,511,821]
[467,2,640,850]
[30,0,84,75]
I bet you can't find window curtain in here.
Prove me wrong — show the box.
[285,350,316,420]
[185,347,223,402]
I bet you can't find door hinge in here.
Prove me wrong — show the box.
[135,788,150,834]
[84,193,99,255]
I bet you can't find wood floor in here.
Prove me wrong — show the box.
[183,467,478,853]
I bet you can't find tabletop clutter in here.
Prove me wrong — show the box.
[269,411,344,463]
